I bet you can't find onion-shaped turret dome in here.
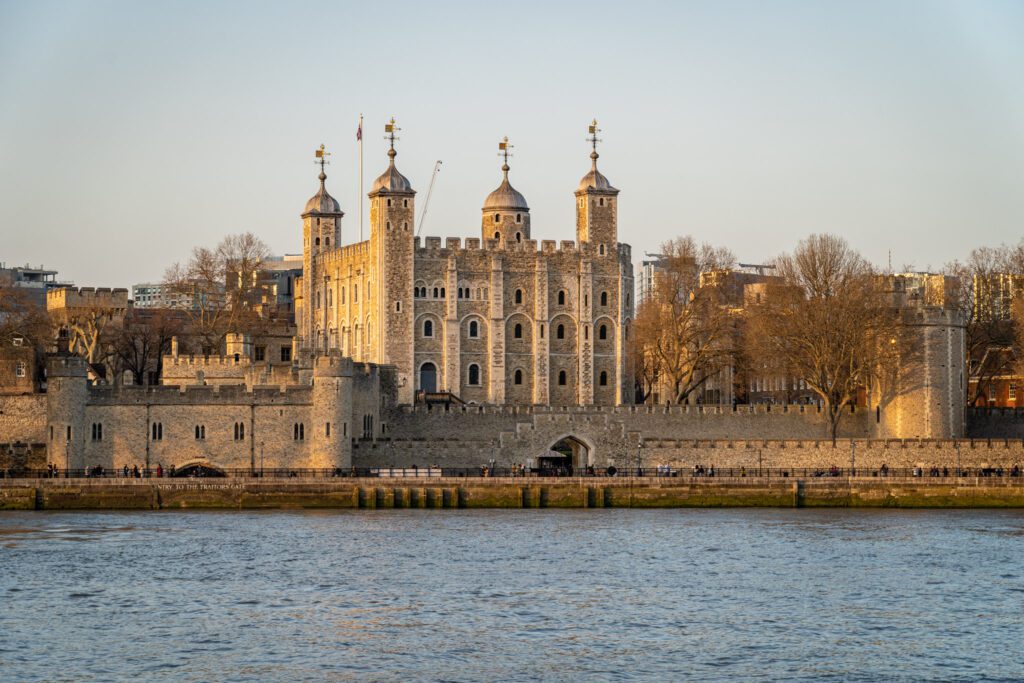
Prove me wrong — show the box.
[483,163,529,211]
[303,171,343,216]
[370,147,414,195]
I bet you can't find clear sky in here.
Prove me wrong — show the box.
[1,0,1022,287]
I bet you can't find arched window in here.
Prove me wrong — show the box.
[386,221,392,230]
[433,287,439,298]
[315,237,320,246]
[440,287,445,298]
[233,423,239,440]
[557,324,565,340]
[514,369,523,385]
[468,364,480,385]
[515,232,522,243]
[600,371,608,386]
[584,326,589,340]
[387,198,392,207]
[515,289,523,304]
[558,290,566,306]
[494,231,500,240]
[599,324,607,340]
[494,213,500,222]
[239,423,244,440]
[514,323,522,339]
[403,199,408,208]
[469,320,479,338]
[599,244,605,256]
[516,213,522,224]
[325,237,330,247]
[558,370,567,386]
[600,291,608,307]
[328,289,332,306]
[423,319,433,337]
[540,324,545,339]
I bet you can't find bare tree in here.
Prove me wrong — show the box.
[747,234,897,441]
[633,237,736,404]
[944,242,1023,405]
[110,309,185,385]
[0,287,52,351]
[164,232,270,354]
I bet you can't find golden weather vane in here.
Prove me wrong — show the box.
[314,144,331,173]
[498,136,514,167]
[384,117,400,150]
[587,119,602,153]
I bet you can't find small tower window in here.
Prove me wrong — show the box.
[584,326,589,340]
[325,237,330,247]
[403,199,408,208]
[494,213,500,222]
[599,197,605,207]
[433,287,439,298]
[558,290,566,306]
[599,244,605,256]
[423,319,433,337]
[516,213,522,224]
[540,324,545,339]
[440,287,446,298]
[557,324,565,340]
[514,369,523,385]
[600,291,608,306]
[494,231,500,241]
[599,324,608,340]
[387,198,392,207]
[515,289,523,304]
[469,320,479,338]
[514,323,523,339]
[315,237,320,246]
[387,221,392,231]
[396,301,401,312]
[468,364,481,386]
[558,370,567,386]
[600,371,608,386]
[515,232,522,243]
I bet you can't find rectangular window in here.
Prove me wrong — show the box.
[326,422,331,438]
[1010,383,1018,401]
[15,362,26,378]
[280,347,292,362]
[255,346,266,362]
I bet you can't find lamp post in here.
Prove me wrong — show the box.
[636,439,643,477]
[260,441,265,478]
[956,441,961,478]
[851,440,856,478]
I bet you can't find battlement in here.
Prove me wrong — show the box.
[47,286,130,311]
[319,240,371,266]
[85,382,313,406]
[412,235,620,260]
[395,403,857,418]
[162,354,253,368]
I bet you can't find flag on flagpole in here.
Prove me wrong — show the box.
[356,120,362,141]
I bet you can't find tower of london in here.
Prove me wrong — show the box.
[295,123,635,407]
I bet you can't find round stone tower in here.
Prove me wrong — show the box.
[482,136,530,246]
[46,354,88,470]
[311,353,353,469]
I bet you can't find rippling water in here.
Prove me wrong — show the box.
[1,510,1023,682]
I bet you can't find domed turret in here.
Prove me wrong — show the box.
[576,150,618,194]
[303,171,343,217]
[575,120,619,247]
[369,147,414,196]
[482,137,530,245]
[483,164,529,211]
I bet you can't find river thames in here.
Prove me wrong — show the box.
[1,509,1022,681]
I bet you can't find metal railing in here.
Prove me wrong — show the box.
[4,465,1024,480]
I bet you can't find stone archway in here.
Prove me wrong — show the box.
[539,436,592,474]
[172,461,227,478]
[419,362,438,393]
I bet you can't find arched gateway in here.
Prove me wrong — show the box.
[538,436,592,473]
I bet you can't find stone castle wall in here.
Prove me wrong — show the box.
[0,395,46,445]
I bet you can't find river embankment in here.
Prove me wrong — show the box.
[4,476,1024,510]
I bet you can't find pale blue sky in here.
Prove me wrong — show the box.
[1,0,1022,286]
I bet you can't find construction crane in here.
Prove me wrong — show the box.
[416,160,443,236]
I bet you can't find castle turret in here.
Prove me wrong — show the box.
[575,120,619,249]
[369,118,416,404]
[46,354,88,470]
[300,146,344,353]
[482,136,530,246]
[311,353,353,468]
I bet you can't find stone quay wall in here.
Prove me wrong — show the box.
[5,477,1024,510]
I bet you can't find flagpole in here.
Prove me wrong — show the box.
[359,113,364,242]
